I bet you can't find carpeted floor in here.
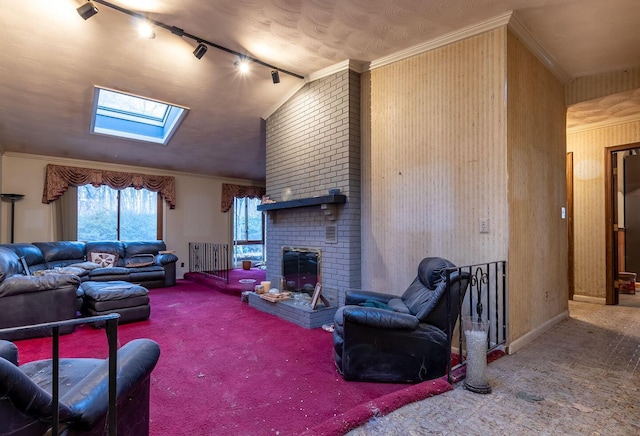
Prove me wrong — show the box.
[13,279,454,435]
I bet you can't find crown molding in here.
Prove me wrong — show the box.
[264,10,574,119]
[567,116,640,135]
[507,11,571,84]
[367,11,513,71]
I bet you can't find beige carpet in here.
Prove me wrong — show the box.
[347,298,640,435]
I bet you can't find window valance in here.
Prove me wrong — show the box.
[42,164,176,209]
[221,183,265,212]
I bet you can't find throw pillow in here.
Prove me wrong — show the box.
[89,252,118,268]
[125,254,156,268]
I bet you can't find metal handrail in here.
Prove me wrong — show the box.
[445,261,507,383]
[0,314,120,436]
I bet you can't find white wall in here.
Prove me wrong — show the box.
[0,152,263,279]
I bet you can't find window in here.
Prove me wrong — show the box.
[233,197,264,265]
[77,185,161,241]
[90,86,189,145]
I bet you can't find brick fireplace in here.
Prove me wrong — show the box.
[262,67,362,306]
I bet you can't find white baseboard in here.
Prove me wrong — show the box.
[507,310,569,354]
[572,294,606,305]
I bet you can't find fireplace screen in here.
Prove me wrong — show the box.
[282,247,320,293]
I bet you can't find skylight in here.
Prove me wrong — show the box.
[90,86,189,145]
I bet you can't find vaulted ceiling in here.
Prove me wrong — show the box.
[1,0,639,180]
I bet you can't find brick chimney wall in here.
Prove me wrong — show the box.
[264,69,361,299]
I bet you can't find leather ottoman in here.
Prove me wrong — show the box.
[81,280,150,325]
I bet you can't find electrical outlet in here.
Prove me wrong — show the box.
[479,218,489,233]
[181,262,185,267]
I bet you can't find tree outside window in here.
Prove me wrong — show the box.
[77,185,159,241]
[233,197,264,265]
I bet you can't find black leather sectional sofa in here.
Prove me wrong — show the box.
[0,240,178,340]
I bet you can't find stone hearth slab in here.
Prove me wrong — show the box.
[248,292,337,329]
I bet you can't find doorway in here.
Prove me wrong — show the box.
[606,143,640,306]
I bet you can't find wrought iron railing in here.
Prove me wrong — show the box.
[446,261,507,382]
[0,314,120,436]
[188,242,230,283]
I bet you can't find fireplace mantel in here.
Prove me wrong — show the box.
[257,194,346,212]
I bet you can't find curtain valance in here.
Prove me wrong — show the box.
[221,183,266,212]
[42,164,176,209]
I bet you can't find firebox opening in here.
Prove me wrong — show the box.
[282,247,321,294]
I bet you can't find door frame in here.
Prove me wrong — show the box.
[567,152,574,300]
[605,142,640,305]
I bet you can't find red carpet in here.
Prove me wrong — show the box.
[14,280,454,435]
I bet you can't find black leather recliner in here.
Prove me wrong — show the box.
[333,257,470,383]
[0,338,160,435]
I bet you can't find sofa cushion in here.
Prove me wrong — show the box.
[88,267,130,277]
[123,241,166,258]
[0,247,23,283]
[0,243,44,267]
[387,298,411,314]
[70,261,102,270]
[32,242,86,263]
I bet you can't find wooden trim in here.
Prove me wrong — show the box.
[605,142,640,305]
[566,152,574,300]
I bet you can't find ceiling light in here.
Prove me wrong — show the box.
[193,43,208,60]
[234,59,250,74]
[138,21,156,39]
[271,70,280,84]
[77,1,99,20]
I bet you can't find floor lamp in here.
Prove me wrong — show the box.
[1,193,25,243]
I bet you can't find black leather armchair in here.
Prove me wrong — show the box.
[333,257,470,383]
[0,338,160,435]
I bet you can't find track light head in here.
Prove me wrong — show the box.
[193,43,208,60]
[234,58,250,74]
[77,1,99,20]
[271,70,280,84]
[138,21,156,39]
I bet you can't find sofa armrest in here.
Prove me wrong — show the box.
[0,340,18,365]
[0,358,73,419]
[0,274,81,298]
[342,306,419,330]
[345,289,396,305]
[155,253,178,266]
[61,339,160,428]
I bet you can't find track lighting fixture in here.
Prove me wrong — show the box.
[78,0,304,80]
[193,43,208,60]
[138,21,156,39]
[234,59,250,74]
[77,1,99,20]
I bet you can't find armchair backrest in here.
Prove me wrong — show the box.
[423,270,470,334]
[401,257,455,321]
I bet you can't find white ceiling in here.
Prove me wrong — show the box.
[1,0,639,180]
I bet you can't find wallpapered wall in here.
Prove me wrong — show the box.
[567,122,640,300]
[361,26,568,347]
[362,29,508,293]
[506,31,568,343]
